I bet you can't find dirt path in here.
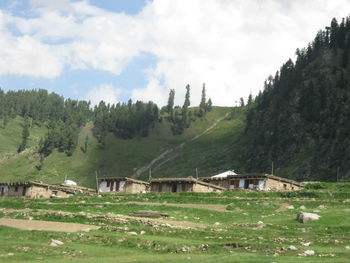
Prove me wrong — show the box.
[131,112,231,178]
[0,218,100,232]
[125,201,229,212]
[0,208,207,229]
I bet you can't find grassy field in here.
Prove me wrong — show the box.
[0,183,349,262]
[0,107,242,187]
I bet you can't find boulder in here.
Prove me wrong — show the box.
[296,212,320,223]
[49,239,64,246]
[288,245,298,251]
[127,232,138,236]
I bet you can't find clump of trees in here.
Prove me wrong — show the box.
[92,100,159,145]
[165,83,213,135]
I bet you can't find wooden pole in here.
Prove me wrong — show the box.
[95,171,99,194]
[195,168,198,179]
[149,169,152,181]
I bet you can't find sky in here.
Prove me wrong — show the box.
[0,0,350,107]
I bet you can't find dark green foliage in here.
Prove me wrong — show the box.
[166,89,175,121]
[92,100,159,140]
[17,118,30,153]
[305,182,328,190]
[207,98,213,112]
[243,16,350,181]
[199,83,206,110]
[183,84,190,108]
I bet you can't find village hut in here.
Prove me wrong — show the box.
[150,177,226,193]
[200,173,304,191]
[98,177,149,194]
[0,181,75,198]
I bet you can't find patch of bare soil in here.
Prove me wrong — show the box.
[0,218,100,232]
[125,201,230,212]
[275,203,293,212]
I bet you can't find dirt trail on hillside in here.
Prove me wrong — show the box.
[131,112,231,178]
[0,218,100,232]
[125,201,229,212]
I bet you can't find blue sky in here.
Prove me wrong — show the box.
[0,0,349,106]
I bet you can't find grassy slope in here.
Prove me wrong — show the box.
[148,108,245,179]
[0,107,243,187]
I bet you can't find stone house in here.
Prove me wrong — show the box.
[98,177,149,194]
[0,181,75,198]
[150,177,226,193]
[200,173,303,191]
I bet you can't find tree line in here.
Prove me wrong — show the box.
[1,84,213,157]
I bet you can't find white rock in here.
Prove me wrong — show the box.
[127,231,138,236]
[257,221,264,225]
[296,212,321,223]
[140,231,146,235]
[345,246,350,250]
[299,205,307,210]
[49,239,64,246]
[304,250,315,256]
[288,245,298,251]
[214,222,221,226]
[301,242,311,247]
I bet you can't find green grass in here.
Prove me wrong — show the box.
[0,187,349,262]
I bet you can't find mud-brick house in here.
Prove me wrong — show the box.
[150,177,226,193]
[0,181,75,198]
[98,177,149,193]
[200,174,304,191]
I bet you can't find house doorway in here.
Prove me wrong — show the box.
[171,184,177,193]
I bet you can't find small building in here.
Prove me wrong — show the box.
[98,177,149,194]
[201,173,304,191]
[0,181,75,198]
[150,177,226,193]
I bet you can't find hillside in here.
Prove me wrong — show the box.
[0,107,243,188]
[242,17,350,182]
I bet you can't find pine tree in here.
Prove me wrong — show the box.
[18,119,30,153]
[183,84,190,108]
[199,83,206,110]
[166,89,175,121]
[207,98,213,112]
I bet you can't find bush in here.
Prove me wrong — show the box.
[305,182,328,190]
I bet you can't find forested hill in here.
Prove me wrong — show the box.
[243,16,350,182]
[0,86,241,187]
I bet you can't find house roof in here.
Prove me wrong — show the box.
[201,173,304,187]
[150,177,226,190]
[98,177,149,185]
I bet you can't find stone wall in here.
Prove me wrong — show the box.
[192,183,223,192]
[264,179,302,191]
[125,182,148,193]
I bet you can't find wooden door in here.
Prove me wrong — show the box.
[115,181,120,191]
[110,181,114,191]
[234,180,240,188]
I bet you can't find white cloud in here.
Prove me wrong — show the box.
[1,0,350,104]
[84,84,121,106]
